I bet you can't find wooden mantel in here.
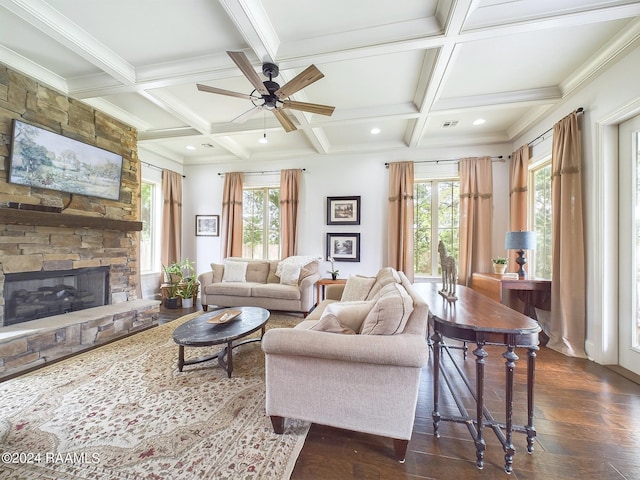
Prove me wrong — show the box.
[0,207,143,232]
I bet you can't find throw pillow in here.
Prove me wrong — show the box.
[279,263,302,286]
[360,283,414,335]
[341,275,376,302]
[310,313,356,334]
[210,263,224,283]
[222,261,248,283]
[267,261,280,283]
[324,300,375,333]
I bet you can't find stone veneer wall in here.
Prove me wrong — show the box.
[0,65,159,378]
[0,65,141,325]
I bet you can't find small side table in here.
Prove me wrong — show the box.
[315,278,347,304]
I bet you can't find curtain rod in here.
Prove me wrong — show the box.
[140,160,185,178]
[218,168,306,176]
[527,107,584,147]
[384,156,503,168]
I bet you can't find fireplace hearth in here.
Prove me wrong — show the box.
[3,267,109,326]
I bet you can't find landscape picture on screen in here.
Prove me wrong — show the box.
[8,119,123,201]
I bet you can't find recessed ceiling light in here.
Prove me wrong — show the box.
[473,118,486,126]
[185,145,196,150]
[370,127,381,135]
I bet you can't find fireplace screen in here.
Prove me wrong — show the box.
[3,267,109,326]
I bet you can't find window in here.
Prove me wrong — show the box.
[414,179,459,277]
[529,158,552,279]
[243,187,280,260]
[140,180,161,273]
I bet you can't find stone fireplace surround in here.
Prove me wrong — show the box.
[0,65,160,380]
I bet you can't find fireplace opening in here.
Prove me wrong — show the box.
[3,267,110,326]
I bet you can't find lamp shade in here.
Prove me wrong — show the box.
[505,231,536,250]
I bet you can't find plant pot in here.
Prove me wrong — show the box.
[493,263,507,274]
[164,297,179,309]
[331,273,338,280]
[181,297,194,309]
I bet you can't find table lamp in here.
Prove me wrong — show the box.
[505,231,536,278]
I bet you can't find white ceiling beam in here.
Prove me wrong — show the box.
[432,87,562,113]
[0,44,68,93]
[217,0,280,63]
[0,0,136,85]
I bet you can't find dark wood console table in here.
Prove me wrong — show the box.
[418,283,541,473]
[471,272,551,319]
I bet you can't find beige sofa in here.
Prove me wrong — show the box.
[197,256,320,315]
[261,267,429,462]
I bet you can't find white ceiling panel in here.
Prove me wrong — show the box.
[0,0,638,165]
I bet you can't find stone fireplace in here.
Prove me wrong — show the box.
[3,266,109,326]
[0,65,160,380]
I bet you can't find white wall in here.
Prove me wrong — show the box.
[181,144,512,280]
[512,40,640,364]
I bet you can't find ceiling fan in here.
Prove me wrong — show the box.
[196,51,335,133]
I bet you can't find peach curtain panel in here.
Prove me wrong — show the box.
[458,157,493,286]
[161,169,182,269]
[387,161,414,281]
[221,172,243,258]
[549,112,586,358]
[508,145,531,272]
[280,168,302,258]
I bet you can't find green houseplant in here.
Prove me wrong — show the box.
[492,257,508,274]
[163,258,198,309]
[175,259,198,308]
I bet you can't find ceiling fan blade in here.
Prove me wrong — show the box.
[275,65,324,99]
[272,109,296,132]
[231,106,264,124]
[282,100,335,116]
[196,84,256,100]
[227,51,269,96]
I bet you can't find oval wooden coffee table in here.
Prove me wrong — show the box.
[172,306,270,378]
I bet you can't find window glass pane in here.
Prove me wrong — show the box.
[243,189,264,259]
[414,182,432,276]
[268,188,280,260]
[140,181,154,273]
[531,163,552,278]
[438,180,459,270]
[242,187,280,259]
[414,179,459,277]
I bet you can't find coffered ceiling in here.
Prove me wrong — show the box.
[1,0,639,165]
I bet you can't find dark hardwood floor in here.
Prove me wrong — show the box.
[159,304,640,480]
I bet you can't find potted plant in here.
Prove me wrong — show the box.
[492,257,508,274]
[175,258,198,308]
[162,262,182,309]
[326,256,339,280]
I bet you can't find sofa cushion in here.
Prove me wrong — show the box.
[267,261,280,283]
[341,275,376,302]
[251,284,301,300]
[210,263,224,283]
[205,282,255,297]
[324,300,375,333]
[366,267,401,300]
[280,263,301,285]
[310,313,356,335]
[276,255,318,277]
[245,260,270,283]
[222,260,248,282]
[360,283,414,335]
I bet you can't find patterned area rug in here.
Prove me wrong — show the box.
[0,312,309,480]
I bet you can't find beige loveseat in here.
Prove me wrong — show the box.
[197,256,320,315]
[261,267,429,462]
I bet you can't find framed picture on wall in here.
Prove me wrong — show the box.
[195,215,219,236]
[327,196,360,225]
[326,233,360,262]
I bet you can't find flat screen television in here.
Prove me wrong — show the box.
[8,119,123,201]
